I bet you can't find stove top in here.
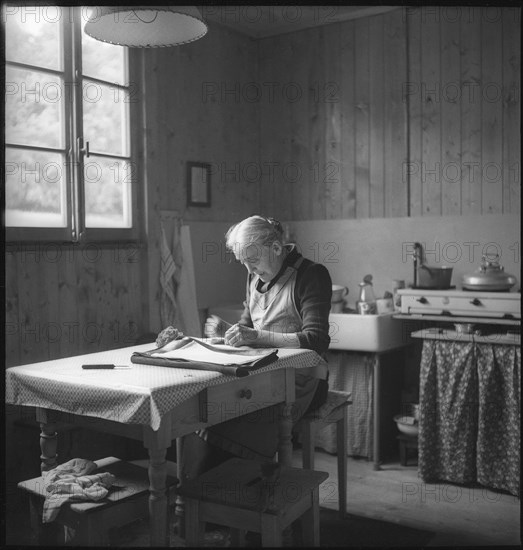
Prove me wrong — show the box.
[397,288,520,320]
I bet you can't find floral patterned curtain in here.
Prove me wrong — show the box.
[419,339,520,497]
[476,343,520,496]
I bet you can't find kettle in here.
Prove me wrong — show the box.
[462,255,517,291]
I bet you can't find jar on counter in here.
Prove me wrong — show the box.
[357,278,377,315]
[392,279,405,311]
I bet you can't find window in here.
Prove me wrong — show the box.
[4,5,141,242]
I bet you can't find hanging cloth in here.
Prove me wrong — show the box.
[159,217,182,329]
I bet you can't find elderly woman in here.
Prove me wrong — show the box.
[181,215,332,479]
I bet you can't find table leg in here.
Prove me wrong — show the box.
[147,447,169,546]
[39,422,58,472]
[277,369,295,467]
[35,409,59,473]
[175,437,185,538]
[373,356,381,470]
[143,422,171,547]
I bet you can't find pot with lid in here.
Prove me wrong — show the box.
[462,255,517,291]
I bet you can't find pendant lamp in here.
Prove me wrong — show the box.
[84,6,208,47]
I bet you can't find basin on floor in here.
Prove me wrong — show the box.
[329,312,408,352]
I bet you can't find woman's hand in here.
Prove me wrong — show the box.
[204,315,231,338]
[224,324,259,347]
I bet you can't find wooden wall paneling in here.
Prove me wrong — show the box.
[272,34,294,221]
[369,14,385,218]
[309,27,327,220]
[288,30,313,221]
[17,253,48,364]
[354,18,371,218]
[102,249,135,350]
[108,246,137,348]
[259,34,284,218]
[203,30,236,221]
[143,49,164,333]
[406,8,423,216]
[481,12,504,214]
[340,20,357,219]
[324,23,343,220]
[440,11,462,215]
[5,247,20,367]
[39,247,60,360]
[57,247,80,359]
[460,8,483,214]
[162,48,184,215]
[502,8,521,215]
[75,256,101,355]
[229,33,260,220]
[167,26,260,223]
[127,246,145,342]
[420,17,442,215]
[384,8,409,218]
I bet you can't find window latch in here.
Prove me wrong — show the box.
[77,137,90,158]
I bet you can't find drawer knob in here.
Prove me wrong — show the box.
[239,389,252,399]
[470,298,482,306]
[416,297,428,304]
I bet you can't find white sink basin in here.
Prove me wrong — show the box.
[329,312,408,352]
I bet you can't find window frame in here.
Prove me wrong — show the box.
[4,6,143,244]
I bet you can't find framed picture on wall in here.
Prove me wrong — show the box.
[187,162,211,207]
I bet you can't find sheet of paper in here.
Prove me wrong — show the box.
[151,341,272,365]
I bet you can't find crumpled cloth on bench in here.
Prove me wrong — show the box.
[42,458,115,523]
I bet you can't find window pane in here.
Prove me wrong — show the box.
[84,156,132,228]
[81,26,127,85]
[5,147,67,227]
[4,6,62,70]
[83,80,129,156]
[5,66,65,149]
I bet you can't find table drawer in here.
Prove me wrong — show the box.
[203,369,286,426]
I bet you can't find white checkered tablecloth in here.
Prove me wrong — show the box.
[5,345,326,431]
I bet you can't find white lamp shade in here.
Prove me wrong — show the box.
[84,6,208,47]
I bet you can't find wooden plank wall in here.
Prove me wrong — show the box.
[408,6,521,216]
[258,9,409,220]
[5,244,144,367]
[258,6,520,219]
[142,24,260,224]
[141,24,261,332]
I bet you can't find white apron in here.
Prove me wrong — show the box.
[203,255,322,460]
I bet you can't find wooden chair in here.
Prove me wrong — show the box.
[178,457,329,547]
[17,456,177,546]
[295,389,352,519]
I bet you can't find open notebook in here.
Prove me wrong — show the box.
[131,337,278,377]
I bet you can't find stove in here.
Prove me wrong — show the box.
[397,288,520,320]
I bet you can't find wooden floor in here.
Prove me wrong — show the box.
[311,450,520,548]
[7,449,520,547]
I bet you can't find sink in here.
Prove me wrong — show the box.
[329,312,408,352]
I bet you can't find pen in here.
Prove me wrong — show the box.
[82,364,131,369]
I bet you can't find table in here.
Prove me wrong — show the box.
[5,344,327,546]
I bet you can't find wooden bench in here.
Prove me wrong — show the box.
[17,456,177,546]
[178,457,329,547]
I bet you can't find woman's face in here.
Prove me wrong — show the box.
[235,241,284,283]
